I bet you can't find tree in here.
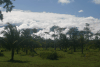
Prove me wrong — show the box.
[55,27,66,50]
[50,25,59,50]
[0,0,15,21]
[21,29,31,54]
[94,30,100,49]
[1,23,20,61]
[83,23,93,50]
[44,32,49,49]
[52,33,58,50]
[21,28,37,54]
[16,36,22,54]
[84,23,93,40]
[79,35,84,54]
[95,30,100,40]
[66,27,79,52]
[21,29,31,38]
[59,33,68,50]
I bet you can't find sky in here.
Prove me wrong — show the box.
[12,0,100,18]
[0,0,100,39]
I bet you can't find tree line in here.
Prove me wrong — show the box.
[0,22,100,61]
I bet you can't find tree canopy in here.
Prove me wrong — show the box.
[0,0,15,21]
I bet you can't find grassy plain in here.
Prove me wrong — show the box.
[0,48,100,67]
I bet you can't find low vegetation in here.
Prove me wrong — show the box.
[39,51,58,60]
[0,48,100,67]
[0,52,4,56]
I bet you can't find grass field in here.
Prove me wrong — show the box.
[0,48,100,67]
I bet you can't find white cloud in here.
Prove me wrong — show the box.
[78,10,83,13]
[0,7,3,10]
[0,8,100,39]
[92,0,100,4]
[58,0,74,4]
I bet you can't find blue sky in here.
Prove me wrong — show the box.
[12,0,100,18]
[0,0,100,39]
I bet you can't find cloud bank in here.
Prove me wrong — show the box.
[78,10,83,13]
[58,0,74,4]
[0,8,100,39]
[92,0,100,4]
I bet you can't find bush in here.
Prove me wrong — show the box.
[30,52,35,57]
[67,50,73,54]
[39,51,58,60]
[1,50,5,52]
[81,53,91,58]
[85,53,90,57]
[57,52,65,58]
[39,52,48,59]
[28,50,38,56]
[49,48,55,52]
[81,53,86,57]
[63,49,67,52]
[0,52,4,56]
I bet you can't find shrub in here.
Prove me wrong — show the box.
[30,52,35,57]
[39,51,58,60]
[67,50,73,54]
[39,52,48,59]
[1,50,5,52]
[81,53,91,58]
[19,52,26,56]
[81,53,86,57]
[57,52,65,58]
[28,50,37,56]
[85,53,90,57]
[49,49,55,52]
[0,52,4,56]
[63,49,67,52]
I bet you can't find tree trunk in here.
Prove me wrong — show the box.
[73,39,76,52]
[33,49,37,54]
[82,44,83,54]
[54,31,56,50]
[73,45,76,52]
[26,49,28,55]
[69,47,71,50]
[16,49,19,54]
[30,48,32,52]
[17,50,18,54]
[59,47,61,50]
[66,47,67,52]
[46,45,47,50]
[10,48,14,61]
[54,44,56,50]
[22,47,23,50]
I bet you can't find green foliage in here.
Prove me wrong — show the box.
[67,50,74,54]
[94,48,100,52]
[0,49,5,52]
[29,52,35,57]
[39,51,58,60]
[0,52,4,56]
[63,49,67,52]
[1,23,20,50]
[0,0,15,21]
[81,52,95,58]
[57,52,65,58]
[49,48,55,52]
[29,50,38,56]
[81,53,86,57]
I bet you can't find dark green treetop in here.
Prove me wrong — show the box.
[0,0,15,21]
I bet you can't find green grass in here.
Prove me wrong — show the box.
[0,49,100,67]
